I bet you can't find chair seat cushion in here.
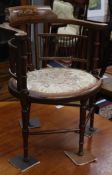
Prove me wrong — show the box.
[26,68,99,98]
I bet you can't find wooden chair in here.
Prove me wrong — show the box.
[6,5,107,170]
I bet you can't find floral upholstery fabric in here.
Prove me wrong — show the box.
[26,68,98,98]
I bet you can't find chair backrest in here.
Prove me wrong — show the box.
[7,5,107,91]
[44,0,89,19]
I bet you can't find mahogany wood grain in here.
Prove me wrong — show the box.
[0,102,112,174]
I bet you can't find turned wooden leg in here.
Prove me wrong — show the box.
[89,97,96,130]
[78,100,87,156]
[19,101,41,128]
[64,99,97,165]
[21,102,30,162]
[9,97,39,170]
[84,96,97,137]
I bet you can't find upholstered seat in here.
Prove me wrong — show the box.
[9,68,99,98]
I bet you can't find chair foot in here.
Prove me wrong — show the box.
[19,117,41,128]
[64,150,97,165]
[84,126,97,137]
[8,155,40,172]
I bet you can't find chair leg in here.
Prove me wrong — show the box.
[89,96,98,133]
[64,99,96,165]
[9,100,39,171]
[78,100,86,156]
[65,100,96,165]
[21,103,30,162]
[89,110,95,130]
[19,102,41,129]
[84,97,97,137]
[89,97,95,129]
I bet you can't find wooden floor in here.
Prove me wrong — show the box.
[0,102,112,175]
